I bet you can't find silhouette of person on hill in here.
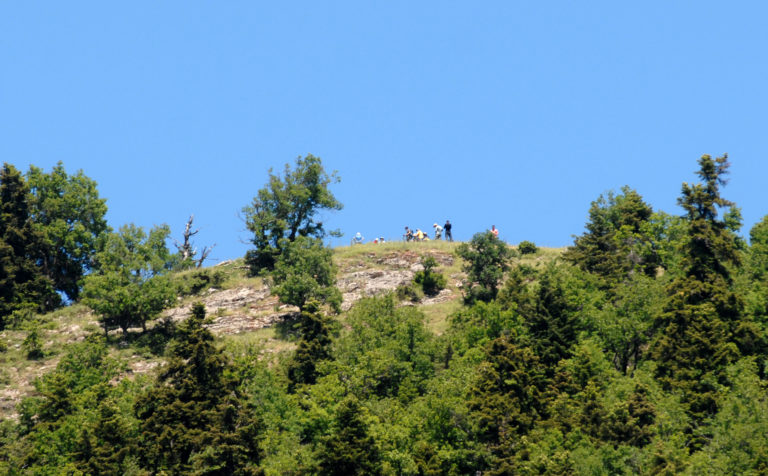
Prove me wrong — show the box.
[444,220,453,241]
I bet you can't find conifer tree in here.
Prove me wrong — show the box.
[651,154,756,422]
[524,265,583,370]
[74,400,134,475]
[469,334,547,474]
[135,303,262,475]
[564,186,659,289]
[0,163,59,325]
[287,304,334,392]
[316,396,382,476]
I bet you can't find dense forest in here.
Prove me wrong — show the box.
[1,154,768,475]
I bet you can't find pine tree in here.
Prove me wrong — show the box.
[564,186,659,289]
[651,154,756,422]
[287,305,334,392]
[469,334,547,474]
[316,396,382,476]
[0,163,58,326]
[135,303,262,475]
[524,265,583,370]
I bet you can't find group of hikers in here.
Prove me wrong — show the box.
[404,220,453,242]
[350,220,453,245]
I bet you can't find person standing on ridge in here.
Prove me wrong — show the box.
[433,222,443,240]
[491,225,499,238]
[444,220,453,242]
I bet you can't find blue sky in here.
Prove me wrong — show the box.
[2,2,767,262]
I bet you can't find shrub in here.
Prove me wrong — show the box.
[173,269,225,296]
[23,325,44,360]
[396,283,423,303]
[413,256,447,296]
[518,240,539,255]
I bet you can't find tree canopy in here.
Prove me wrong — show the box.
[243,154,342,273]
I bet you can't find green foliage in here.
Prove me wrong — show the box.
[749,214,768,278]
[243,154,342,273]
[413,255,447,296]
[395,282,423,302]
[564,186,659,288]
[456,231,513,303]
[333,296,437,400]
[524,264,594,370]
[271,236,342,313]
[316,396,382,476]
[469,333,547,472]
[517,240,539,255]
[688,358,768,474]
[9,339,127,472]
[82,223,176,335]
[593,273,665,374]
[173,268,225,296]
[22,324,45,360]
[651,154,753,424]
[135,303,263,474]
[0,163,60,327]
[287,307,335,391]
[26,161,109,301]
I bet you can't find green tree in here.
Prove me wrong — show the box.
[135,303,263,475]
[651,154,756,423]
[74,400,134,476]
[564,186,659,288]
[594,273,664,375]
[0,163,59,325]
[469,333,547,474]
[456,231,513,303]
[82,224,176,335]
[243,154,342,273]
[524,264,592,370]
[414,255,447,297]
[316,396,382,476]
[749,214,768,279]
[26,162,109,301]
[271,236,342,312]
[287,306,335,391]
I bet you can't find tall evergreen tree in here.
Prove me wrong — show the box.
[651,154,756,422]
[524,264,584,370]
[0,163,58,325]
[316,396,382,476]
[564,186,659,289]
[469,333,547,474]
[135,303,263,475]
[286,304,334,392]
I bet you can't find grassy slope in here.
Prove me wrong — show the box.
[0,241,565,420]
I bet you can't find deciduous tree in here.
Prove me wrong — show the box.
[26,162,108,300]
[243,154,342,273]
[456,231,513,303]
[82,224,175,335]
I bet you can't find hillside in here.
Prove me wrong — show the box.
[0,241,561,422]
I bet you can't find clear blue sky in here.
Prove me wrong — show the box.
[3,2,767,262]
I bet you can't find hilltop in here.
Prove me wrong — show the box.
[0,241,562,422]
